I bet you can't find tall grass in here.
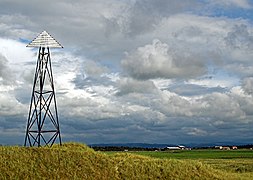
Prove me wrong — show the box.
[0,143,246,179]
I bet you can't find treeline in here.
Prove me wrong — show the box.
[190,144,253,150]
[91,144,253,151]
[90,146,162,151]
[236,144,253,149]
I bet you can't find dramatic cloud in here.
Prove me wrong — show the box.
[122,39,206,79]
[116,78,157,95]
[242,77,253,95]
[225,24,253,50]
[103,0,199,36]
[0,54,10,82]
[0,0,253,145]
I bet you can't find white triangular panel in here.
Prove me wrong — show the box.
[27,31,63,48]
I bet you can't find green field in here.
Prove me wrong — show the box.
[1,143,253,179]
[106,149,253,175]
[125,149,253,159]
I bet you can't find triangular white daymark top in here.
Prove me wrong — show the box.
[27,30,63,48]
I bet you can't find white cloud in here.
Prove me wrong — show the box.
[0,38,36,86]
[0,92,26,116]
[116,78,158,95]
[102,0,199,36]
[242,77,253,94]
[0,54,10,81]
[0,38,34,63]
[199,92,246,120]
[83,60,109,77]
[122,39,206,79]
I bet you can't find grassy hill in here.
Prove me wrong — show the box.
[0,143,250,179]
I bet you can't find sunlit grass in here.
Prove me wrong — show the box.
[1,143,251,179]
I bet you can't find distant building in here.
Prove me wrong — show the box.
[215,146,231,150]
[224,146,230,150]
[214,146,224,150]
[167,146,181,150]
[178,145,186,150]
[232,146,238,150]
[166,145,190,150]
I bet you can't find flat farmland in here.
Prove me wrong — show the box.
[126,149,253,159]
[106,149,253,175]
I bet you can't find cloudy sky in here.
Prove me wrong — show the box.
[0,0,253,145]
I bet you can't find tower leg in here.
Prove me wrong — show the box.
[24,47,62,147]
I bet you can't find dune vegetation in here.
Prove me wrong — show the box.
[0,143,251,179]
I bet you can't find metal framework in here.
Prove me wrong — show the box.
[24,31,62,147]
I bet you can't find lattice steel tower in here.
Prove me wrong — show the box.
[24,31,63,147]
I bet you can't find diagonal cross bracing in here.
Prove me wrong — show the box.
[24,33,62,147]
